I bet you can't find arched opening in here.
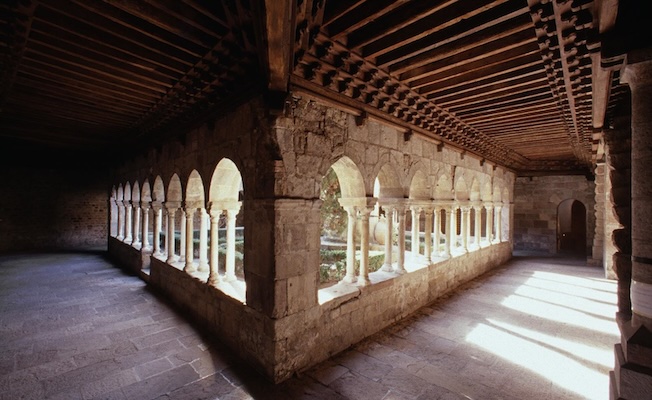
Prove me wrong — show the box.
[124,182,133,243]
[183,170,206,273]
[319,157,366,288]
[164,174,182,263]
[557,199,587,256]
[151,176,166,256]
[208,158,245,299]
[110,187,118,237]
[140,180,152,250]
[372,164,402,275]
[434,174,453,257]
[408,170,429,260]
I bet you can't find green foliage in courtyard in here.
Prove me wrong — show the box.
[320,168,347,240]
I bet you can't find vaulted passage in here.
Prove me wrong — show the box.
[0,252,616,399]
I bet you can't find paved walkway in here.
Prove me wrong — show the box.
[0,252,618,399]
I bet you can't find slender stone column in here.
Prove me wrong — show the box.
[461,206,470,252]
[133,204,141,246]
[474,205,482,249]
[395,206,406,274]
[486,203,494,244]
[165,206,177,263]
[424,208,433,263]
[411,207,420,256]
[198,209,209,272]
[381,207,394,272]
[444,207,453,257]
[117,200,125,240]
[450,205,458,253]
[141,202,150,250]
[125,201,133,243]
[179,210,186,259]
[342,206,357,284]
[207,208,222,285]
[358,207,372,286]
[433,206,441,257]
[184,207,196,273]
[495,205,502,243]
[224,208,239,282]
[153,204,163,256]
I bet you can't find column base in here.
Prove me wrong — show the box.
[224,274,237,282]
[393,266,406,275]
[184,263,197,273]
[341,275,357,284]
[380,263,393,272]
[197,262,209,272]
[207,275,220,286]
[357,277,371,287]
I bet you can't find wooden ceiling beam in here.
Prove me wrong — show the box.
[455,93,553,118]
[28,32,176,86]
[399,29,537,82]
[21,56,163,101]
[439,78,550,109]
[469,107,562,126]
[464,100,560,123]
[418,55,542,94]
[322,0,366,27]
[435,72,548,105]
[16,77,145,117]
[261,0,294,91]
[34,14,190,74]
[369,0,527,62]
[24,46,170,93]
[592,0,618,128]
[449,88,552,115]
[77,0,219,50]
[390,16,533,75]
[39,0,202,62]
[327,0,405,41]
[345,0,456,50]
[424,63,544,99]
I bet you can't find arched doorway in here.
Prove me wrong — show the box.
[557,199,587,256]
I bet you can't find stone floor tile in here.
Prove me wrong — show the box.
[0,253,617,400]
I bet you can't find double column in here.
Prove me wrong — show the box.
[206,201,241,285]
[485,202,494,244]
[140,201,150,250]
[473,203,482,249]
[152,202,163,256]
[338,197,377,286]
[164,202,180,263]
[116,198,125,240]
[183,202,210,274]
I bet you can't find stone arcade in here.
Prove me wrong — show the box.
[0,0,651,398]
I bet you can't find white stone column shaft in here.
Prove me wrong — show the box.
[133,205,141,246]
[179,211,186,258]
[358,207,372,286]
[184,208,195,272]
[381,207,394,272]
[486,206,494,243]
[424,208,433,263]
[198,209,209,272]
[411,207,420,255]
[474,206,482,249]
[444,207,453,257]
[395,207,406,274]
[224,209,238,281]
[125,202,133,243]
[495,206,502,243]
[153,207,162,256]
[343,207,357,283]
[166,208,177,263]
[208,210,221,285]
[141,204,150,250]
[433,207,441,257]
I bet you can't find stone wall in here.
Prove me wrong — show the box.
[109,93,516,382]
[513,175,595,254]
[0,165,108,253]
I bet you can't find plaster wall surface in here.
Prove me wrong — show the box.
[513,175,595,254]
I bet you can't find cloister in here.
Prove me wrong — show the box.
[2,0,650,397]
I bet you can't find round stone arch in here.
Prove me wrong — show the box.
[469,177,481,201]
[131,182,141,206]
[167,174,183,202]
[141,180,152,203]
[124,182,132,202]
[492,179,503,203]
[409,169,430,200]
[433,173,453,200]
[329,156,366,199]
[185,170,206,205]
[480,180,493,201]
[209,158,243,203]
[373,163,403,199]
[152,176,165,203]
[454,174,470,201]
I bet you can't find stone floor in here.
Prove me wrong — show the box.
[0,252,618,400]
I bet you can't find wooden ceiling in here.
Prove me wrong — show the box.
[0,0,633,173]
